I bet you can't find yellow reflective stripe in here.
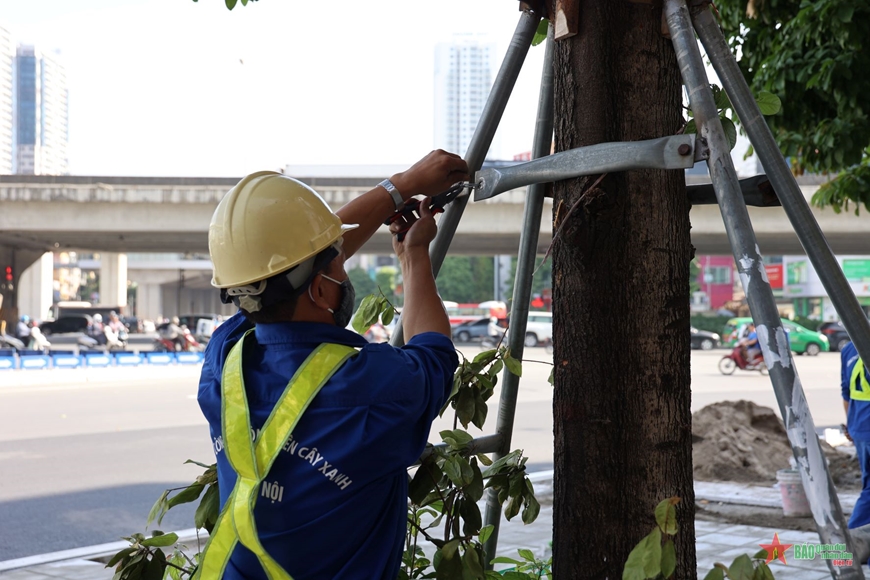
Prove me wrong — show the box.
[852,359,870,401]
[222,329,259,480]
[194,482,240,580]
[255,344,356,473]
[198,335,356,580]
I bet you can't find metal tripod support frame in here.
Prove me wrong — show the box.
[481,24,555,567]
[389,9,541,349]
[665,1,862,578]
[692,7,870,369]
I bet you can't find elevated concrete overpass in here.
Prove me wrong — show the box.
[1,172,868,324]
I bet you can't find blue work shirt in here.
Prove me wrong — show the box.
[197,312,458,579]
[842,341,870,440]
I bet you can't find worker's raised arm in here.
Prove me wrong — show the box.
[336,150,468,258]
[391,199,451,340]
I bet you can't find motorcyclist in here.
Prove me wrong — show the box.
[16,315,31,344]
[739,323,761,364]
[89,314,107,345]
[105,311,128,349]
[158,317,187,351]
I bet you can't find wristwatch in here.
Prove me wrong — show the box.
[378,179,405,211]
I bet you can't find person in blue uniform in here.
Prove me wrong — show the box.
[198,150,468,579]
[842,339,870,561]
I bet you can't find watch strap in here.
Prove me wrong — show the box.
[378,179,405,211]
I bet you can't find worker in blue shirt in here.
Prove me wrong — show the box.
[842,339,870,562]
[197,150,468,579]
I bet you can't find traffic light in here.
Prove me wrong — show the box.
[4,266,10,282]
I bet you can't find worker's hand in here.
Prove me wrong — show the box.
[392,197,437,258]
[389,150,470,200]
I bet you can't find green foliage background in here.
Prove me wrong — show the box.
[716,0,870,214]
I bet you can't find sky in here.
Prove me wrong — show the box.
[0,0,546,177]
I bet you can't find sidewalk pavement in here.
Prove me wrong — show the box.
[0,475,860,579]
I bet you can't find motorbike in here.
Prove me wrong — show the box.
[153,326,202,353]
[718,345,768,375]
[0,333,26,352]
[103,326,128,350]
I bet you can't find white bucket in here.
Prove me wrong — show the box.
[777,468,812,517]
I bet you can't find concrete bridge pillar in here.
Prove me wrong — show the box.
[136,282,163,321]
[18,252,54,322]
[0,244,49,330]
[99,253,128,309]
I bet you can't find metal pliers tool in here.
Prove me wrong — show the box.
[384,181,476,241]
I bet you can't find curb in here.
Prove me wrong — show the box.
[0,529,201,573]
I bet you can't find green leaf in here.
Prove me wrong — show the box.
[440,429,474,449]
[463,545,485,578]
[443,455,464,486]
[466,460,485,502]
[106,547,137,568]
[703,568,725,580]
[504,496,520,521]
[442,539,461,560]
[622,528,662,580]
[183,459,213,469]
[225,0,238,9]
[547,367,554,386]
[713,85,732,111]
[380,303,394,326]
[837,4,855,22]
[684,119,697,134]
[460,496,483,536]
[654,497,679,535]
[479,524,494,544]
[140,532,178,548]
[166,483,204,509]
[720,116,738,150]
[518,548,535,562]
[409,458,442,505]
[194,484,219,532]
[146,491,168,528]
[490,556,523,565]
[755,91,782,116]
[531,19,548,46]
[503,352,522,377]
[456,388,476,428]
[728,555,754,580]
[661,539,676,578]
[351,295,381,334]
[752,549,768,560]
[473,348,499,366]
[522,494,540,525]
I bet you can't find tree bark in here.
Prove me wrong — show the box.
[551,2,696,578]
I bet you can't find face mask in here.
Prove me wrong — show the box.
[317,273,356,328]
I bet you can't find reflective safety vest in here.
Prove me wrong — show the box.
[196,330,357,580]
[850,358,870,402]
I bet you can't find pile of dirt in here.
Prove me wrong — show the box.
[692,400,861,490]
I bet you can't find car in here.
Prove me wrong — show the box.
[524,311,553,347]
[818,322,851,352]
[40,315,92,336]
[452,318,493,343]
[722,317,829,356]
[691,327,720,350]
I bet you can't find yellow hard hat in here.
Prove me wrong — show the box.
[209,171,357,288]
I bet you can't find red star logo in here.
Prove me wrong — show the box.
[759,533,794,565]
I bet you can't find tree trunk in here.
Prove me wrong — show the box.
[551,2,695,579]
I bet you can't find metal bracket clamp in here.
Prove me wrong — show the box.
[473,134,705,201]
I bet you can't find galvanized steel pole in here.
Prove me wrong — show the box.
[665,1,861,578]
[390,9,540,348]
[692,6,870,369]
[482,24,555,566]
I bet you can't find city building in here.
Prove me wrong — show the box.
[782,255,870,320]
[16,45,68,175]
[434,34,496,158]
[0,24,15,174]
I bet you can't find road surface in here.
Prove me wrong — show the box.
[0,347,847,560]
